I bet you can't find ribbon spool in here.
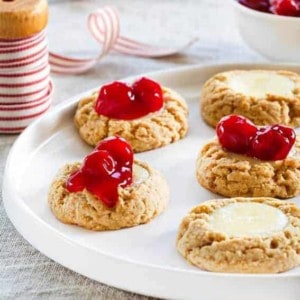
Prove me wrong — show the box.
[0,0,52,133]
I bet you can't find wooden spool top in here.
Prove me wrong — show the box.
[0,0,48,39]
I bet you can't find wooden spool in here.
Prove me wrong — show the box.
[0,0,48,39]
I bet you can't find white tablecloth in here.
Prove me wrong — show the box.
[0,0,264,298]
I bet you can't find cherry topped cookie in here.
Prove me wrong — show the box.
[201,70,300,128]
[75,77,188,152]
[196,115,300,198]
[48,136,169,230]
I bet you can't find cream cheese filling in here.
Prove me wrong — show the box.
[208,202,288,237]
[227,71,295,98]
[133,164,149,184]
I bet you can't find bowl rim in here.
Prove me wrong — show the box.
[232,0,300,22]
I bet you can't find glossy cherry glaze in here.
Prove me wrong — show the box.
[95,77,163,120]
[239,0,271,12]
[238,0,300,16]
[251,125,296,160]
[273,0,299,16]
[216,115,296,161]
[216,115,258,154]
[66,136,133,207]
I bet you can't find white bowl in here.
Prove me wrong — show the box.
[232,0,300,62]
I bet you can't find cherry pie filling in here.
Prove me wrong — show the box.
[66,136,134,207]
[216,115,296,160]
[95,77,163,120]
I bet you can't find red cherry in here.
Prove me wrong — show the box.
[238,0,271,12]
[95,136,133,168]
[86,177,119,208]
[251,125,296,160]
[66,170,85,193]
[272,124,296,144]
[273,0,299,16]
[132,77,163,113]
[95,77,163,120]
[216,115,258,154]
[95,81,134,119]
[82,150,116,176]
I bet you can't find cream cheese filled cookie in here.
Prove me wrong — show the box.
[74,77,188,152]
[201,70,300,127]
[177,198,300,273]
[48,136,169,230]
[196,115,300,198]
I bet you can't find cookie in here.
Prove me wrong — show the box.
[177,197,300,273]
[48,160,169,231]
[0,0,48,39]
[196,138,300,198]
[74,87,188,152]
[201,70,300,128]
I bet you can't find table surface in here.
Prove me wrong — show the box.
[0,0,264,299]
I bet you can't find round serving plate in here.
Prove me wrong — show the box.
[3,63,300,300]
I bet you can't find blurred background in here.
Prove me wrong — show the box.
[47,0,262,106]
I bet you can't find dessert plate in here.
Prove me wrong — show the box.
[3,63,300,300]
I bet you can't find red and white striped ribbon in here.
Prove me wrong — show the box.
[0,6,196,133]
[49,6,197,74]
[0,30,52,133]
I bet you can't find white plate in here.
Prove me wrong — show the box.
[3,64,300,300]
